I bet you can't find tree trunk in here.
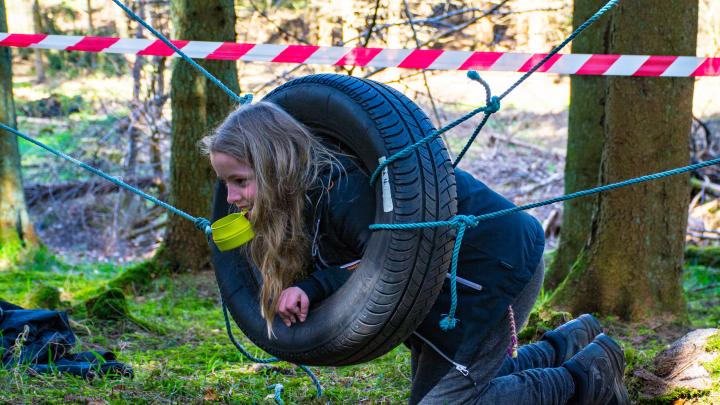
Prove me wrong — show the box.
[86,0,96,68]
[161,0,239,272]
[0,0,38,262]
[131,0,145,101]
[148,3,167,196]
[550,0,698,322]
[32,0,45,83]
[86,0,94,33]
[545,0,612,289]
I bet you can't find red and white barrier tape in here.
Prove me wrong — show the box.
[1,33,718,77]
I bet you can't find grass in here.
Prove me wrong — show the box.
[2,252,719,404]
[0,256,412,404]
[1,76,718,401]
[684,264,720,327]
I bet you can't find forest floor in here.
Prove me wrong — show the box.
[1,254,718,403]
[1,63,720,403]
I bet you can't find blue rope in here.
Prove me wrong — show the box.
[368,97,499,185]
[109,0,252,105]
[367,0,620,327]
[221,302,279,364]
[371,156,720,329]
[497,0,620,101]
[268,384,284,404]
[369,0,620,185]
[452,72,496,167]
[439,215,478,330]
[221,303,323,399]
[0,122,212,237]
[0,124,320,401]
[371,158,720,231]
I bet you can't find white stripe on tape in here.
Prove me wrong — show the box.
[428,50,472,70]
[104,38,154,54]
[546,54,592,74]
[303,46,350,65]
[661,56,705,77]
[490,52,532,71]
[2,32,715,77]
[30,35,83,50]
[179,41,223,59]
[604,55,648,76]
[241,44,287,62]
[366,48,413,68]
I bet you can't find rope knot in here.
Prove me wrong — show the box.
[466,70,481,82]
[452,215,479,229]
[194,217,212,237]
[439,314,459,331]
[240,93,254,105]
[485,96,501,114]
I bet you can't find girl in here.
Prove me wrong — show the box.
[201,101,628,405]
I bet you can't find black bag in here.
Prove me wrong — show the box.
[1,300,132,378]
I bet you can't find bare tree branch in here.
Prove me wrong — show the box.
[24,176,161,206]
[344,3,512,46]
[246,0,312,45]
[401,0,454,158]
[348,0,381,76]
[251,64,308,94]
[363,0,512,80]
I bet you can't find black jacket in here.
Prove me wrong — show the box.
[295,159,545,366]
[0,300,133,378]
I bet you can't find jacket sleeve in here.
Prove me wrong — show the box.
[326,164,375,254]
[293,163,375,303]
[293,266,352,303]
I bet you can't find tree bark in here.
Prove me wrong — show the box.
[161,0,239,272]
[0,0,38,262]
[32,0,45,83]
[545,0,611,289]
[550,0,698,322]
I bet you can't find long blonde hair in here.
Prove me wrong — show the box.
[200,101,339,336]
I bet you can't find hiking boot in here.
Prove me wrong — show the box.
[562,333,630,405]
[541,313,603,365]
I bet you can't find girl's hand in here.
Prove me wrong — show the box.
[277,287,309,327]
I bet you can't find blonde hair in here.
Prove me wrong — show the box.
[200,101,339,337]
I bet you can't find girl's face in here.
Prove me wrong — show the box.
[211,152,258,216]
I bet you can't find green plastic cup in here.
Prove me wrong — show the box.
[211,210,255,251]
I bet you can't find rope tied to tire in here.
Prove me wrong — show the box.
[7,0,705,401]
[368,0,621,331]
[367,72,501,187]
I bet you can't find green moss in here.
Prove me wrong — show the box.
[24,284,61,309]
[85,287,167,334]
[636,386,711,404]
[704,356,720,378]
[85,288,130,320]
[0,238,26,269]
[0,244,68,276]
[707,332,720,352]
[685,245,720,268]
[548,248,590,308]
[704,334,720,378]
[517,307,572,343]
[109,259,167,294]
